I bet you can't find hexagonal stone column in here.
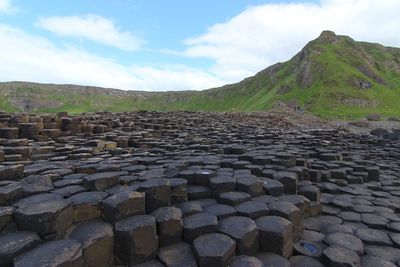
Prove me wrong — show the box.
[158,242,197,267]
[68,191,108,222]
[193,233,236,267]
[101,190,145,223]
[14,239,83,267]
[83,172,119,191]
[269,201,303,241]
[321,246,360,267]
[152,206,183,247]
[115,215,159,265]
[0,231,41,267]
[139,178,171,213]
[15,199,73,240]
[236,175,264,196]
[229,255,263,267]
[256,216,293,258]
[169,178,188,204]
[183,212,218,242]
[67,220,114,267]
[273,172,298,194]
[219,216,259,255]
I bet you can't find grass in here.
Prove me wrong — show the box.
[1,32,400,119]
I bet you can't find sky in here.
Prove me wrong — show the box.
[0,0,400,91]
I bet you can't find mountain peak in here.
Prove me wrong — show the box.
[316,30,339,44]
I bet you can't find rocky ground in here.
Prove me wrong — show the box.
[0,110,400,266]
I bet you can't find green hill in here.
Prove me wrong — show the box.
[1,31,400,118]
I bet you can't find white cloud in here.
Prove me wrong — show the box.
[183,0,400,82]
[0,24,224,91]
[0,0,14,14]
[36,14,144,51]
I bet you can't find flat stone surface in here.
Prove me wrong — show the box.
[355,228,392,246]
[158,242,197,267]
[183,212,218,242]
[14,239,83,267]
[15,198,72,239]
[67,220,114,267]
[193,233,236,267]
[322,246,360,267]
[229,255,263,267]
[0,231,41,267]
[115,215,159,265]
[256,215,293,258]
[219,216,259,255]
[325,232,364,255]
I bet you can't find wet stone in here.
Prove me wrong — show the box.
[101,190,145,223]
[115,215,159,265]
[256,215,293,258]
[293,240,322,259]
[14,239,83,267]
[152,206,183,247]
[0,231,41,267]
[67,220,114,267]
[15,198,73,240]
[219,216,259,255]
[193,233,236,267]
[183,212,218,242]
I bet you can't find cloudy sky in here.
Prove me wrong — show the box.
[0,0,399,91]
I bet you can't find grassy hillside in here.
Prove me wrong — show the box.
[1,31,400,118]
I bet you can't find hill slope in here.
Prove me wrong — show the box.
[1,31,400,118]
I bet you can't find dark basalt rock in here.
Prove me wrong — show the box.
[219,216,259,255]
[15,199,73,240]
[193,233,236,267]
[14,239,83,267]
[152,206,183,247]
[67,220,114,267]
[158,242,197,267]
[0,231,41,267]
[255,215,293,258]
[183,212,218,242]
[101,190,145,223]
[115,215,159,265]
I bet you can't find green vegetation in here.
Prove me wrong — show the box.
[1,31,400,118]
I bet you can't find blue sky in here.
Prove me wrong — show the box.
[0,0,399,91]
